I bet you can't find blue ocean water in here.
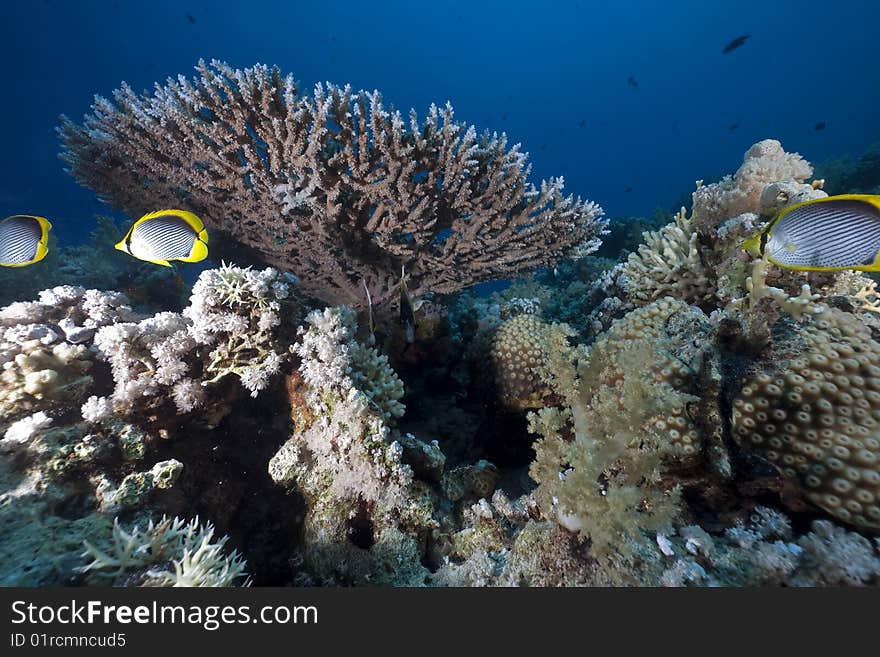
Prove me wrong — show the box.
[2,0,878,247]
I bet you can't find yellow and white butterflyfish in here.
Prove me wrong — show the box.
[0,214,52,267]
[115,209,209,267]
[742,194,880,272]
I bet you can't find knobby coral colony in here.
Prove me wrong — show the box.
[1,56,879,586]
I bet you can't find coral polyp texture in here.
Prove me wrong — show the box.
[733,307,880,530]
[59,60,606,310]
[490,313,577,411]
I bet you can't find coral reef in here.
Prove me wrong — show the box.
[60,60,605,310]
[270,306,437,585]
[5,127,880,590]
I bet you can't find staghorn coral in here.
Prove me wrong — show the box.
[79,516,249,587]
[732,307,880,530]
[490,313,578,411]
[60,60,606,310]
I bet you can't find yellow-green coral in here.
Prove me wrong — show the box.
[527,298,713,554]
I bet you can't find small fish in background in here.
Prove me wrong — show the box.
[722,35,751,54]
[742,194,880,271]
[627,76,639,89]
[814,121,826,131]
[624,186,633,193]
[578,119,585,128]
[0,215,52,267]
[399,266,416,345]
[501,113,507,121]
[729,121,739,131]
[115,209,208,267]
[186,13,196,24]
[540,143,547,151]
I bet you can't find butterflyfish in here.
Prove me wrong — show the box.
[743,194,880,272]
[0,214,52,267]
[115,209,208,267]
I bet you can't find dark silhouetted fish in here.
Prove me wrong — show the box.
[627,76,639,89]
[729,122,739,131]
[501,113,507,121]
[579,119,585,128]
[722,35,750,54]
[186,13,196,24]
[814,122,826,131]
[624,187,633,193]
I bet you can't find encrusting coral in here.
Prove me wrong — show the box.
[59,60,606,311]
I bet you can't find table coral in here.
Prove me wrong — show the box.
[60,60,606,310]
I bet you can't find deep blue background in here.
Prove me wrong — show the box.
[1,0,879,246]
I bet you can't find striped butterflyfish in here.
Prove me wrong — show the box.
[115,210,209,267]
[0,214,52,267]
[742,194,880,272]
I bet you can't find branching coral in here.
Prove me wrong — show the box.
[79,516,249,587]
[292,306,405,424]
[621,208,715,306]
[184,263,301,396]
[0,287,137,424]
[86,264,301,418]
[59,60,605,310]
